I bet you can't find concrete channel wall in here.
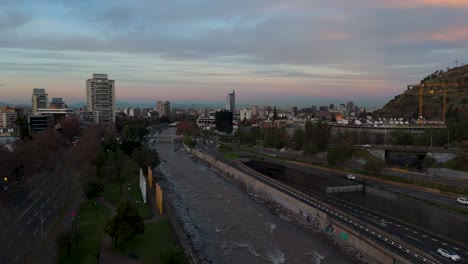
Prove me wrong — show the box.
[188,148,422,264]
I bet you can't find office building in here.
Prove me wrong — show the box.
[226,90,235,112]
[215,110,233,134]
[86,74,115,124]
[32,88,48,115]
[29,114,54,132]
[157,101,171,118]
[50,98,67,109]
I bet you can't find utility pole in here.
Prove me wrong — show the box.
[455,60,459,67]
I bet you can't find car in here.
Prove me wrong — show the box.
[457,197,468,205]
[437,248,461,261]
[347,174,356,180]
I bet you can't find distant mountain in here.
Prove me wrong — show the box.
[0,101,8,106]
[373,65,468,120]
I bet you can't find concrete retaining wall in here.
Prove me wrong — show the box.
[367,149,386,160]
[428,167,468,180]
[427,152,457,163]
[188,148,420,264]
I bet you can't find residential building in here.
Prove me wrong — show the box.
[86,73,115,124]
[240,108,252,121]
[0,107,17,129]
[251,105,259,116]
[226,90,235,112]
[157,101,171,118]
[32,88,48,115]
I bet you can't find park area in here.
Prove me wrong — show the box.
[56,170,181,264]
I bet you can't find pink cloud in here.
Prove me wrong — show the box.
[402,26,468,42]
[320,31,352,40]
[384,0,468,8]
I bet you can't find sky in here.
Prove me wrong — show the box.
[1,0,467,108]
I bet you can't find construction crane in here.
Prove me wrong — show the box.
[407,82,461,124]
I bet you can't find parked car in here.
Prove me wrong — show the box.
[347,174,356,180]
[437,248,461,261]
[457,197,468,205]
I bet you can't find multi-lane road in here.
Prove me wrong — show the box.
[193,136,468,263]
[0,169,70,263]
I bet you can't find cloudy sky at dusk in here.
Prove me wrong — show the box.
[1,0,467,108]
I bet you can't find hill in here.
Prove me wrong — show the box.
[373,65,468,120]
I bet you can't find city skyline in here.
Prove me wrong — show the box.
[1,0,467,108]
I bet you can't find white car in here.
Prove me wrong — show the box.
[457,197,468,205]
[437,248,461,261]
[347,174,356,180]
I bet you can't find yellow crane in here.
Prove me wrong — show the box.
[407,82,461,124]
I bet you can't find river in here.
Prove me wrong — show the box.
[151,128,358,264]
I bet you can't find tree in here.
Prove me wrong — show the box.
[364,159,386,175]
[292,129,304,150]
[85,181,104,217]
[56,229,80,258]
[105,202,145,250]
[154,245,188,264]
[423,156,437,171]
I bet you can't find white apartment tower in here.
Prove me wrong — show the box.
[86,74,115,124]
[32,88,48,115]
[226,90,235,112]
[156,101,171,118]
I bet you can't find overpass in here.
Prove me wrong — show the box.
[365,145,457,165]
[144,134,184,143]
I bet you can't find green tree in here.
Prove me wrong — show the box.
[105,202,145,250]
[85,181,104,217]
[292,129,304,150]
[364,159,386,175]
[154,245,188,264]
[56,229,80,258]
[423,155,437,170]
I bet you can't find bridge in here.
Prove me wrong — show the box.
[144,134,184,143]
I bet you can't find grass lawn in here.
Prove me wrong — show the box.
[57,201,111,264]
[101,173,153,219]
[113,220,180,264]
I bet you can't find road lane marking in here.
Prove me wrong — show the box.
[47,210,52,216]
[432,238,438,242]
[33,228,38,235]
[7,241,13,248]
[404,234,421,242]
[27,219,32,225]
[396,224,401,227]
[453,247,459,250]
[422,235,427,238]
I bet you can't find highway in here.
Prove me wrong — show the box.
[194,138,468,263]
[0,165,71,263]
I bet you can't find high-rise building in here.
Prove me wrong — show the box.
[215,110,233,134]
[226,90,235,112]
[86,74,115,124]
[157,101,171,118]
[329,104,335,110]
[251,105,259,116]
[32,88,48,115]
[50,98,67,109]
